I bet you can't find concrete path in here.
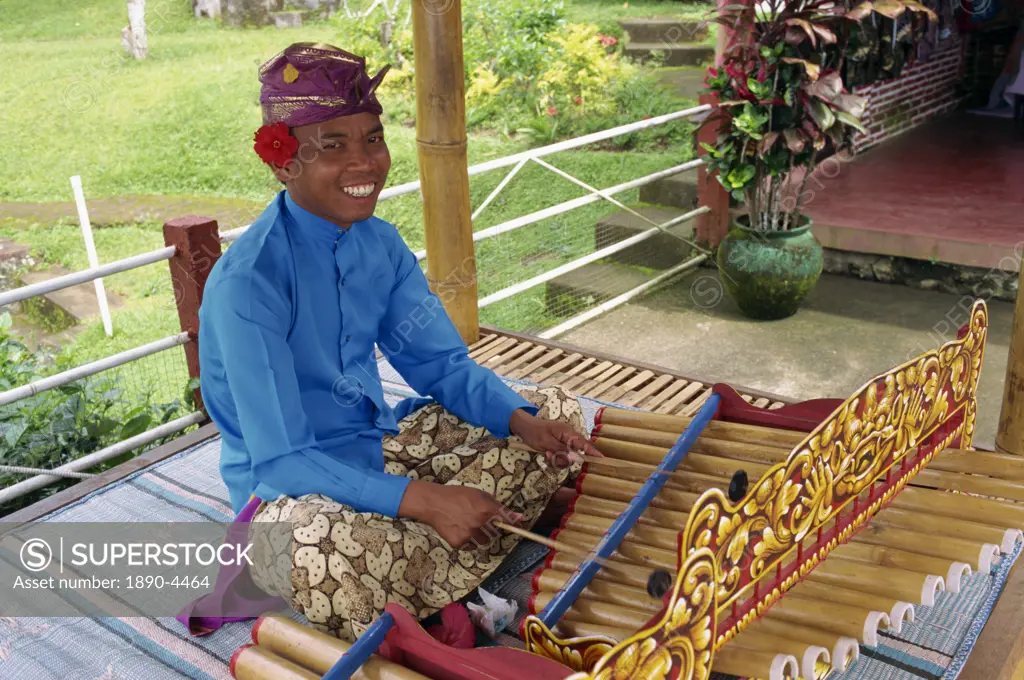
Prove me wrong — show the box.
[656,67,709,100]
[561,270,1014,448]
[0,195,264,230]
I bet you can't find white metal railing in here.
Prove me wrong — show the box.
[0,246,176,308]
[0,411,208,506]
[0,333,190,407]
[0,103,713,505]
[412,159,705,261]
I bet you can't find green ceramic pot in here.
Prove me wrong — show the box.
[716,214,823,320]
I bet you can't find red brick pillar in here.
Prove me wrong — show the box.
[163,217,222,412]
[696,92,731,248]
[695,0,738,248]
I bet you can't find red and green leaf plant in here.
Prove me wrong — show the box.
[699,0,936,232]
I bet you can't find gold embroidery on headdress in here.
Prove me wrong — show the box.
[258,43,362,78]
[283,63,300,83]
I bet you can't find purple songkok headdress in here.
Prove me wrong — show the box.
[258,42,390,128]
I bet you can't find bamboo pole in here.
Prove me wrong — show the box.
[763,593,889,646]
[531,591,652,630]
[998,265,1024,455]
[411,0,479,343]
[555,620,633,641]
[534,569,665,612]
[250,615,428,679]
[231,645,318,680]
[492,521,636,578]
[711,647,799,680]
[851,523,999,574]
[726,629,829,680]
[744,618,860,673]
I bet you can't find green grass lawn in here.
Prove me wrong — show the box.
[0,0,699,203]
[0,0,196,40]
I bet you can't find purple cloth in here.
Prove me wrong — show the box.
[175,497,287,636]
[258,42,390,127]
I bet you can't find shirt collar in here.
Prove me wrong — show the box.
[283,191,354,244]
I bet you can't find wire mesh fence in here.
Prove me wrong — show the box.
[378,146,703,336]
[105,341,192,411]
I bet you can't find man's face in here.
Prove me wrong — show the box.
[274,111,390,228]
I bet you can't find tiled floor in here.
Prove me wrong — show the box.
[805,114,1024,271]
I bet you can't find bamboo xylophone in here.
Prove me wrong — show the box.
[232,614,430,680]
[527,405,1024,679]
[229,299,996,680]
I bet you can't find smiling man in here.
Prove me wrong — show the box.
[189,43,599,641]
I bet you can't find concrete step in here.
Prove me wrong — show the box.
[595,207,695,270]
[17,265,125,333]
[545,262,654,316]
[269,11,303,27]
[0,238,28,263]
[656,66,709,99]
[618,18,708,44]
[639,172,700,211]
[624,43,714,67]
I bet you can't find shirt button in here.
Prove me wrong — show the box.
[345,334,351,343]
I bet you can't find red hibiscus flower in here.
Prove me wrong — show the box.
[546,105,558,116]
[253,122,298,166]
[574,96,583,105]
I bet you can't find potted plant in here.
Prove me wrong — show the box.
[699,0,935,320]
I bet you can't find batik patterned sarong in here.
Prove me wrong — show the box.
[248,384,585,641]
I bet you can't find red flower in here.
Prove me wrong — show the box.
[597,34,618,47]
[574,96,583,105]
[546,105,558,116]
[253,122,298,166]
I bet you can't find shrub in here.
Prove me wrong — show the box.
[0,313,194,516]
[329,0,693,146]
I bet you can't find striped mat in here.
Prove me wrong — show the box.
[0,359,1015,680]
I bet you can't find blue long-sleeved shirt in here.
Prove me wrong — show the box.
[198,191,538,517]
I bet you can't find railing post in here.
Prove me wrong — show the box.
[997,266,1024,454]
[696,91,731,248]
[163,216,222,412]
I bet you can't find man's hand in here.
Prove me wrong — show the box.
[398,480,523,550]
[509,408,603,468]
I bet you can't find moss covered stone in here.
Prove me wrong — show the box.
[18,293,76,333]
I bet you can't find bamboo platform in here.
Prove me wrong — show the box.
[472,326,792,416]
